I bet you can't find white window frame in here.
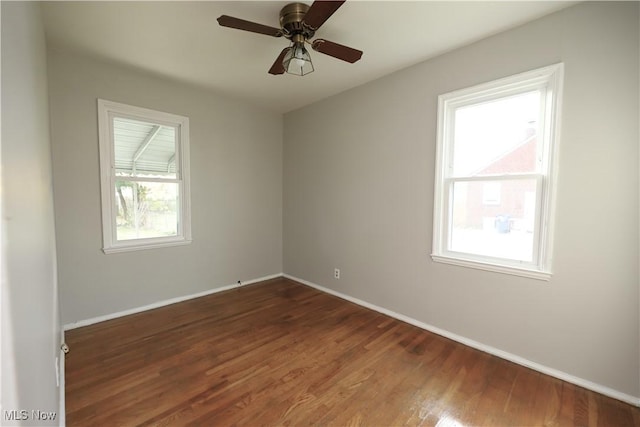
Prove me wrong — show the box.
[98,99,192,254]
[432,64,563,280]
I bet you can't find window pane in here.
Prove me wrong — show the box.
[482,182,501,205]
[453,91,540,176]
[114,180,178,240]
[449,179,537,262]
[113,117,177,179]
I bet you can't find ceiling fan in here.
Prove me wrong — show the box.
[217,1,363,76]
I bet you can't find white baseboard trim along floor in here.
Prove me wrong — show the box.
[62,273,282,331]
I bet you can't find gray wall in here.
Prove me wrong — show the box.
[283,2,639,398]
[48,49,283,325]
[1,2,61,425]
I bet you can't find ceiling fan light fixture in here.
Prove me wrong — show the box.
[218,1,362,76]
[283,41,314,76]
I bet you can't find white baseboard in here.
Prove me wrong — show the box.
[283,273,640,407]
[63,273,282,331]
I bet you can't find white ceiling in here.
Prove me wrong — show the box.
[42,1,575,113]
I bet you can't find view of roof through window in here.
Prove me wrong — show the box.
[113,117,177,178]
[453,91,540,177]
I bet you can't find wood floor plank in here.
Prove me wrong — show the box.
[65,278,640,426]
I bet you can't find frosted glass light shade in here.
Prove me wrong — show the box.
[283,43,314,76]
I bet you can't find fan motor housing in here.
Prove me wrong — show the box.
[280,3,314,39]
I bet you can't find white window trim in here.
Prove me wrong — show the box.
[97,99,192,254]
[432,64,563,281]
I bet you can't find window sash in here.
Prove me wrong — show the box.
[111,176,182,184]
[445,88,549,179]
[110,178,185,244]
[109,111,182,179]
[440,175,544,269]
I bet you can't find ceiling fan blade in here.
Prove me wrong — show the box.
[268,48,291,75]
[303,1,345,30]
[217,15,283,37]
[311,39,363,63]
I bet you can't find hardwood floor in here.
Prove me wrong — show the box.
[65,278,640,426]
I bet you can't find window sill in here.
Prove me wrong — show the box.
[103,239,192,254]
[431,254,552,281]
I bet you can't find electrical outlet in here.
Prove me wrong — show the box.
[334,268,340,279]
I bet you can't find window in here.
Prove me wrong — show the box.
[482,182,501,206]
[98,99,191,253]
[432,64,563,280]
